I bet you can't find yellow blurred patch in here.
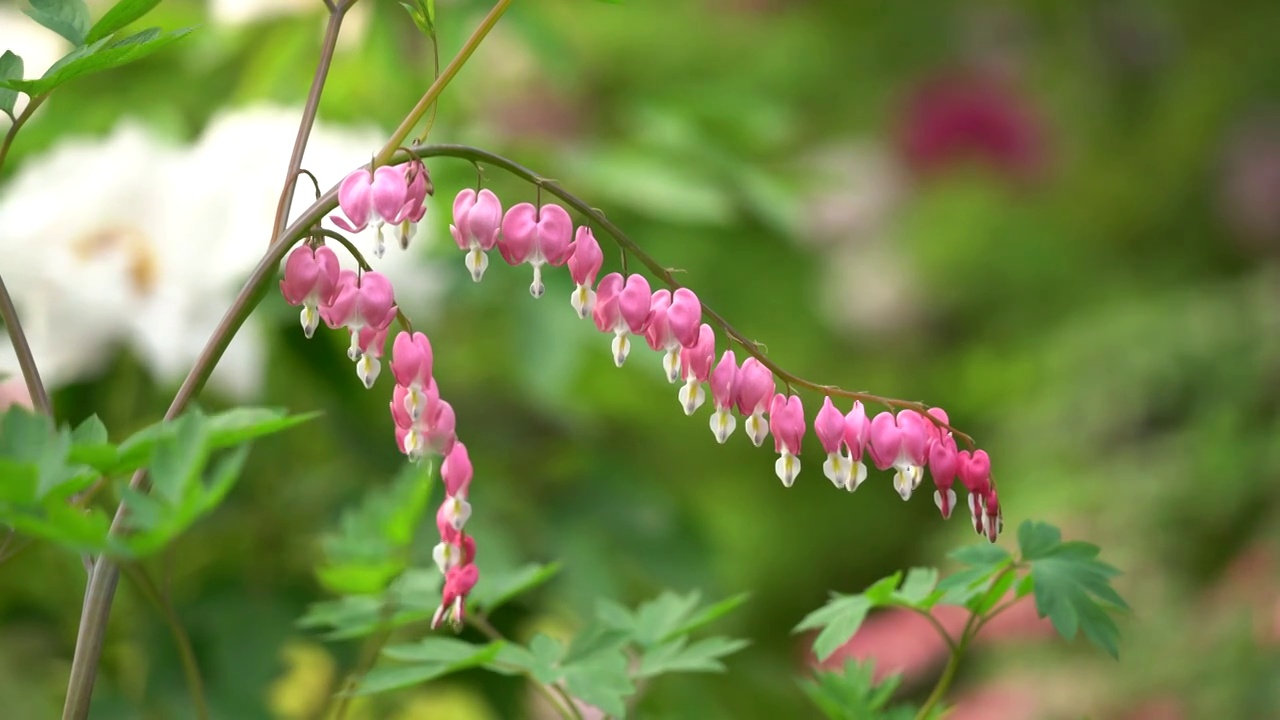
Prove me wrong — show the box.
[267,640,337,720]
[393,685,499,720]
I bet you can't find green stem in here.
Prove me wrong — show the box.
[0,94,45,171]
[372,0,511,168]
[120,564,209,720]
[0,273,50,415]
[393,144,974,447]
[331,602,397,720]
[469,614,584,720]
[270,5,350,244]
[0,95,52,417]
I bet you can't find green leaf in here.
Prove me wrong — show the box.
[382,637,503,664]
[561,646,633,717]
[316,461,435,595]
[893,568,939,607]
[297,571,440,641]
[0,26,194,99]
[971,568,1018,615]
[1018,520,1063,560]
[950,542,1012,567]
[635,635,749,678]
[862,571,904,604]
[1023,522,1127,659]
[562,621,631,665]
[527,634,565,685]
[147,411,208,505]
[353,641,502,696]
[85,0,161,44]
[632,591,702,647]
[794,595,872,663]
[24,0,91,46]
[114,407,317,474]
[120,444,250,557]
[0,51,23,116]
[800,660,922,720]
[467,561,561,614]
[662,591,750,640]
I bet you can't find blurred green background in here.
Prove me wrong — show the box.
[3,0,1280,717]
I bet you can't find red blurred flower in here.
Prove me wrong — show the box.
[896,72,1049,184]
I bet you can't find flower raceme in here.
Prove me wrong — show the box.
[282,175,1011,635]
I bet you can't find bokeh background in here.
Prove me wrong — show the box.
[2,0,1280,718]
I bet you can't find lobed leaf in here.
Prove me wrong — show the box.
[0,51,23,116]
[85,0,161,44]
[24,0,90,46]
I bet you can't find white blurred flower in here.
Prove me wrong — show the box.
[190,105,446,314]
[208,0,316,26]
[0,105,445,398]
[0,7,68,119]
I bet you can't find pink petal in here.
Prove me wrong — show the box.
[867,411,901,471]
[709,350,738,408]
[468,189,503,251]
[370,165,409,222]
[896,410,930,465]
[336,169,372,231]
[568,226,604,286]
[442,442,474,498]
[734,357,775,415]
[644,290,673,351]
[536,203,574,265]
[592,272,624,333]
[844,401,869,460]
[618,275,653,333]
[667,288,702,348]
[499,202,538,265]
[814,397,846,455]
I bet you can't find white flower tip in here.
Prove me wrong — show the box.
[357,356,381,389]
[529,265,545,298]
[934,488,957,519]
[823,454,847,489]
[679,382,705,416]
[745,415,770,448]
[571,285,595,319]
[300,305,319,339]
[663,351,681,384]
[847,461,868,492]
[432,542,453,573]
[775,453,800,487]
[710,410,736,444]
[466,249,488,282]
[893,472,913,501]
[446,496,472,530]
[612,334,630,367]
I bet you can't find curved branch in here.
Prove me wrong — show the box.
[0,273,50,415]
[391,144,975,448]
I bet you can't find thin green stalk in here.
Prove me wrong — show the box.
[0,273,50,415]
[332,602,397,720]
[270,5,351,244]
[120,564,208,720]
[372,0,511,168]
[469,614,584,720]
[0,94,45,171]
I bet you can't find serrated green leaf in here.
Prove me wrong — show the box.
[636,635,749,678]
[68,416,115,470]
[25,0,90,46]
[1026,525,1127,658]
[0,51,23,116]
[147,412,208,505]
[661,591,749,641]
[894,568,939,606]
[353,641,502,696]
[85,0,161,44]
[0,26,192,102]
[633,591,702,647]
[950,542,1012,567]
[297,572,440,641]
[0,458,38,503]
[316,462,434,595]
[382,637,502,664]
[1015,573,1034,598]
[485,642,538,676]
[595,598,635,632]
[115,407,316,474]
[562,647,633,717]
[527,634,565,685]
[468,561,561,614]
[800,660,915,720]
[1018,520,1063,560]
[562,621,631,665]
[795,595,872,662]
[863,571,904,604]
[971,569,1017,615]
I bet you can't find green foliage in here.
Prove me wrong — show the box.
[24,0,90,46]
[85,0,163,45]
[795,568,945,662]
[297,569,441,641]
[1018,521,1128,659]
[314,461,436,595]
[0,405,312,557]
[467,560,562,615]
[0,27,193,98]
[801,660,938,720]
[356,638,504,696]
[0,51,23,116]
[400,0,435,35]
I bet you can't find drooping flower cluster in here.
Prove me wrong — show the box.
[293,168,1005,637]
[331,158,432,259]
[438,185,1004,540]
[280,243,398,388]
